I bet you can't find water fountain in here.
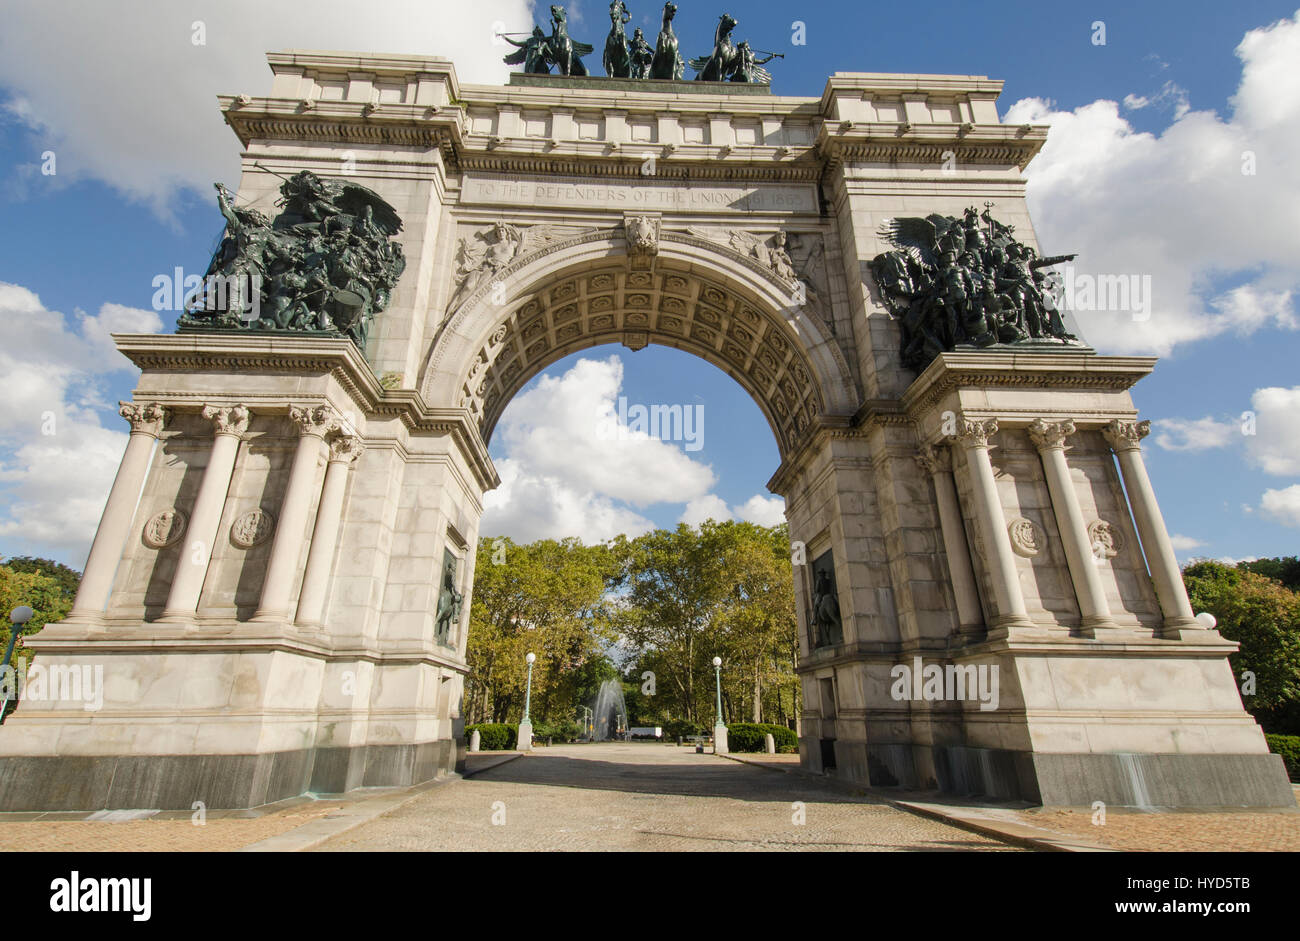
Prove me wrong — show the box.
[590,679,628,741]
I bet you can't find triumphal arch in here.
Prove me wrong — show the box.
[0,20,1291,809]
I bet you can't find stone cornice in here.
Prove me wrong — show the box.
[817,123,1047,171]
[221,96,463,164]
[113,334,499,491]
[900,351,1157,423]
[819,72,1006,107]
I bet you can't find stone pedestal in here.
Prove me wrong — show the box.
[713,725,729,755]
[517,721,533,753]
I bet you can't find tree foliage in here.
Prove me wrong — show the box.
[464,537,621,725]
[0,558,77,670]
[1183,560,1300,722]
[464,522,801,735]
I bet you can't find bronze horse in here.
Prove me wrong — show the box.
[604,1,632,78]
[549,5,593,76]
[650,2,684,80]
[691,13,740,82]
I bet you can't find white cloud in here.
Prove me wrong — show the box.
[678,492,786,527]
[1260,485,1300,527]
[482,356,717,542]
[1168,534,1206,551]
[1245,386,1300,475]
[680,495,733,527]
[0,282,162,564]
[734,494,786,526]
[1152,416,1238,452]
[0,0,531,216]
[1005,11,1300,356]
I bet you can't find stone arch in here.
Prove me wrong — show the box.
[420,231,858,462]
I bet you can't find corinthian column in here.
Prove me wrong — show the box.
[1028,419,1116,633]
[295,432,363,629]
[1103,419,1199,634]
[917,443,983,637]
[252,405,335,623]
[160,405,252,621]
[68,402,169,619]
[953,418,1033,632]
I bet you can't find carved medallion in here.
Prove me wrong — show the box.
[1088,519,1123,559]
[231,508,276,548]
[1007,517,1043,558]
[142,508,187,549]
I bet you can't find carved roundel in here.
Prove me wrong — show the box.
[1088,519,1123,559]
[231,508,276,548]
[1007,517,1044,558]
[142,508,187,549]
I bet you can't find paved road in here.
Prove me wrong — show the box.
[313,743,1018,851]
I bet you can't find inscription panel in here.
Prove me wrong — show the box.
[463,174,819,214]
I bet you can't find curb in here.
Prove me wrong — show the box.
[238,774,461,852]
[239,752,527,852]
[891,801,1113,852]
[717,752,1107,851]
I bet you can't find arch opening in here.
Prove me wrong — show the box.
[420,234,857,464]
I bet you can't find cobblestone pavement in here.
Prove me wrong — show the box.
[313,743,1019,852]
[1002,804,1300,852]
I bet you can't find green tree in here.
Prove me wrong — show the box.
[465,537,619,725]
[1183,561,1300,722]
[0,561,74,670]
[1240,556,1300,592]
[1,557,81,602]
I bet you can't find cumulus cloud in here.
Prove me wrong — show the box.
[1245,386,1300,475]
[1260,485,1300,527]
[678,492,787,527]
[680,495,733,527]
[1152,416,1239,452]
[482,356,719,542]
[1168,534,1207,552]
[1005,11,1300,356]
[0,0,530,216]
[0,282,162,563]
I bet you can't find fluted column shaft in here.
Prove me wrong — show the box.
[69,402,169,618]
[295,433,362,628]
[954,418,1032,629]
[1104,420,1198,631]
[918,444,983,634]
[253,405,335,622]
[1029,419,1116,632]
[161,405,251,620]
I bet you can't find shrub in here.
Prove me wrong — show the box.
[663,718,707,740]
[532,719,582,743]
[1266,734,1300,781]
[465,723,518,750]
[725,722,798,753]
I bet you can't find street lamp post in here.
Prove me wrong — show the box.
[519,652,536,752]
[2,606,34,725]
[712,656,728,754]
[577,705,592,740]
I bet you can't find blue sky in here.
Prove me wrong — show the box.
[2,1,1298,566]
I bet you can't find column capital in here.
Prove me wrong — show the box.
[953,417,998,450]
[1103,419,1150,453]
[327,433,364,464]
[118,401,169,436]
[288,404,337,438]
[1027,418,1077,451]
[201,404,252,437]
[916,443,952,475]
